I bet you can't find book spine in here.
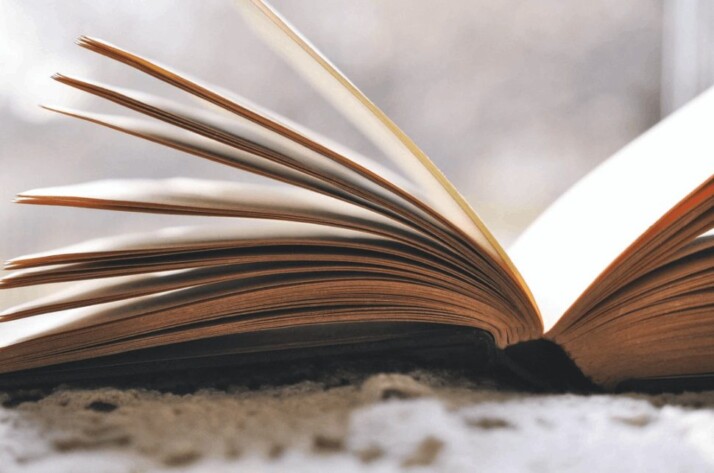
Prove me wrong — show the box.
[496,339,600,393]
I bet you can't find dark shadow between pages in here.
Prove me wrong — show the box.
[0,323,710,394]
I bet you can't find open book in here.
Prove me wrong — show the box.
[0,0,712,391]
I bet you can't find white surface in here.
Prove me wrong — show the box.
[1,373,712,472]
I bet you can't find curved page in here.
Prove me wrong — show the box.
[510,87,714,330]
[233,0,515,270]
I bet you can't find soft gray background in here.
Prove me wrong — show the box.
[1,0,662,305]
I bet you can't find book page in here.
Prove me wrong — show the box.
[46,75,479,275]
[15,178,423,246]
[4,221,386,269]
[67,30,541,327]
[510,87,714,331]
[233,0,525,283]
[554,234,714,388]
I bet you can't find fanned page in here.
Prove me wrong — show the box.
[0,222,522,373]
[510,87,714,333]
[558,230,713,388]
[232,0,534,304]
[0,0,545,377]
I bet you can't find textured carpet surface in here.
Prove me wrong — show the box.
[1,369,713,472]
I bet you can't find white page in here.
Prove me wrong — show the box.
[510,87,714,331]
[233,0,510,265]
[16,178,418,242]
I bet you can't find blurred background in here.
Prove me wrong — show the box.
[1,0,712,305]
